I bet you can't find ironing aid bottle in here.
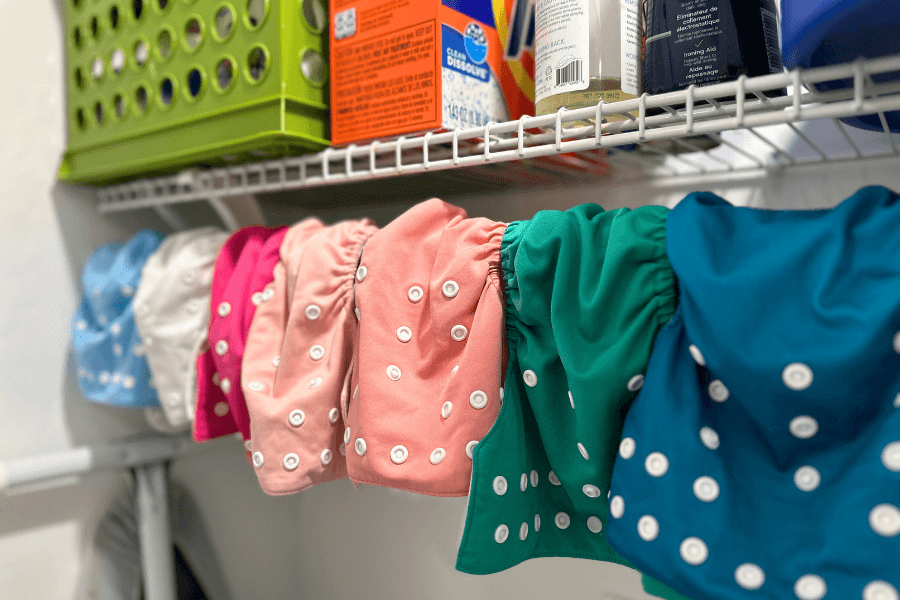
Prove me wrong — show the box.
[534,0,642,125]
[642,0,784,96]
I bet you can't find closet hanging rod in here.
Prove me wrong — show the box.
[0,434,195,494]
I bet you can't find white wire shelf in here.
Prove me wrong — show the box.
[95,53,900,213]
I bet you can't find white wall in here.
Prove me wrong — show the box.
[3,1,900,599]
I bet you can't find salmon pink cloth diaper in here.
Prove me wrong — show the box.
[134,227,228,431]
[242,218,378,494]
[194,226,288,443]
[346,199,507,496]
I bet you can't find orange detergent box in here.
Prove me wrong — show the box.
[329,0,536,146]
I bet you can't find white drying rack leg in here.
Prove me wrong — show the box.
[135,461,177,600]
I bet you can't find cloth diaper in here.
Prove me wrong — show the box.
[346,199,507,496]
[243,218,378,495]
[607,187,900,600]
[72,230,164,408]
[193,226,288,443]
[455,203,678,582]
[133,227,229,430]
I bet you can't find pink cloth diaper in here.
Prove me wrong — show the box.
[242,218,378,495]
[346,199,507,496]
[194,226,288,443]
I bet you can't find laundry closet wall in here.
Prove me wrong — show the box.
[3,1,900,599]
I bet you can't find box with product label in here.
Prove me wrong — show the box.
[328,0,536,146]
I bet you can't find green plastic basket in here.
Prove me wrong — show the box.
[60,0,329,185]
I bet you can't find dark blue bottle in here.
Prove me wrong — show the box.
[642,0,785,97]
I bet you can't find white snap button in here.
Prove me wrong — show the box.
[882,442,900,472]
[283,453,299,471]
[534,514,541,532]
[520,473,528,492]
[679,537,708,565]
[387,365,401,380]
[339,445,346,456]
[494,524,509,543]
[309,377,322,389]
[396,326,412,343]
[329,408,339,424]
[408,286,423,302]
[548,470,561,486]
[794,466,821,492]
[442,280,459,298]
[261,288,274,302]
[356,265,367,282]
[864,581,899,600]
[708,380,729,402]
[110,322,121,335]
[466,440,478,459]
[523,369,537,387]
[390,445,408,464]
[645,452,669,477]
[113,344,123,356]
[610,496,624,519]
[638,515,659,541]
[493,476,508,495]
[451,325,468,341]
[76,320,87,331]
[121,285,134,297]
[869,504,900,537]
[112,373,122,385]
[98,371,111,385]
[289,409,305,427]
[123,375,135,389]
[248,381,264,392]
[530,470,539,487]
[305,304,320,320]
[627,374,644,392]
[182,271,197,285]
[693,476,720,502]
[344,427,351,445]
[244,440,252,451]
[273,356,280,367]
[578,442,590,460]
[187,300,201,314]
[430,448,446,464]
[499,387,504,401]
[220,378,231,393]
[790,415,819,439]
[355,307,360,321]
[587,516,603,534]
[441,401,453,419]
[212,373,221,386]
[783,362,813,391]
[215,340,228,355]
[794,575,827,600]
[700,426,720,450]
[554,512,570,529]
[894,332,900,354]
[251,292,263,306]
[583,484,601,498]
[470,390,488,409]
[309,345,325,360]
[321,449,333,465]
[355,438,367,456]
[519,522,529,540]
[252,452,264,468]
[218,302,231,317]
[214,402,229,417]
[735,563,765,590]
[97,314,108,326]
[895,393,900,408]
[619,437,636,460]
[568,390,574,409]
[688,344,706,366]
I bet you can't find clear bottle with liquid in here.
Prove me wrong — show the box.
[534,0,642,125]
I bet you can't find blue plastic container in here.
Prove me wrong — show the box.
[781,0,900,132]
